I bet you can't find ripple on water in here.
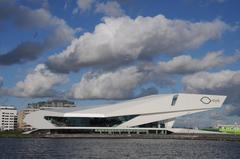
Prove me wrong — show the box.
[0,138,240,159]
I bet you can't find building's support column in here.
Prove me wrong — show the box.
[165,119,175,128]
[157,121,162,128]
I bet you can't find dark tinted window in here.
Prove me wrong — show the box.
[44,115,137,127]
[171,94,178,106]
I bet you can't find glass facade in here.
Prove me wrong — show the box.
[137,121,159,128]
[44,115,137,127]
[137,121,165,128]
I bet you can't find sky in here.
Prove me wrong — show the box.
[0,0,240,128]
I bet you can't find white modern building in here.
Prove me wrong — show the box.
[0,106,18,131]
[24,93,226,134]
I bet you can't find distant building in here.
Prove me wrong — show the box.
[27,99,75,109]
[18,100,75,131]
[0,106,18,131]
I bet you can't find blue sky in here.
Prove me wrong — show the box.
[0,0,240,127]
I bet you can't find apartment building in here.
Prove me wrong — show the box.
[0,106,17,131]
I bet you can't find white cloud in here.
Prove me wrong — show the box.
[2,2,75,41]
[68,66,144,99]
[182,70,240,92]
[95,1,125,17]
[11,64,67,97]
[47,15,229,73]
[67,51,239,100]
[157,51,240,74]
[13,6,75,46]
[1,4,73,34]
[3,49,237,100]
[77,0,95,12]
[45,20,75,47]
[0,2,76,65]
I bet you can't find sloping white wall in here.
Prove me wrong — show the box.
[24,93,227,129]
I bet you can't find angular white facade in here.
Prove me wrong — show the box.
[24,93,226,131]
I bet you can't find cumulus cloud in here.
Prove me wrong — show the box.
[67,51,239,100]
[182,70,240,116]
[0,42,45,65]
[77,0,95,12]
[0,2,75,65]
[0,2,73,32]
[182,70,240,92]
[11,64,67,98]
[47,15,229,73]
[68,66,144,99]
[95,1,125,17]
[157,51,240,75]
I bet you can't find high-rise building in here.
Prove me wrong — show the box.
[0,106,18,131]
[18,100,75,130]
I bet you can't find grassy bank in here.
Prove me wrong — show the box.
[0,130,27,137]
[201,128,220,132]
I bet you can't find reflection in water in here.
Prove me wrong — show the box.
[0,138,240,159]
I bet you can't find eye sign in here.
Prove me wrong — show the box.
[200,96,211,104]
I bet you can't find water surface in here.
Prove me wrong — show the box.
[0,138,239,159]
